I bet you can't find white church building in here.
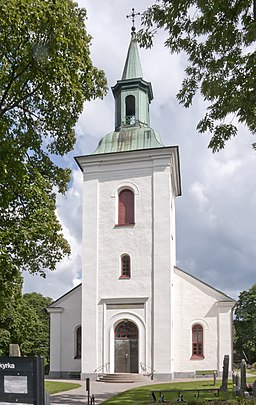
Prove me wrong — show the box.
[47,31,235,381]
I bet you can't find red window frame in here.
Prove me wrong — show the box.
[191,324,204,359]
[120,254,131,279]
[118,189,134,225]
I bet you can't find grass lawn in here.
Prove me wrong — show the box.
[100,377,256,405]
[45,381,81,394]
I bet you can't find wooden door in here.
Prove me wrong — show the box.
[114,321,138,373]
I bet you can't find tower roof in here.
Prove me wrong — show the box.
[121,33,143,80]
[93,127,164,154]
[93,30,164,155]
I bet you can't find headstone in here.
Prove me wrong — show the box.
[235,374,240,388]
[240,359,247,393]
[220,355,229,391]
[232,372,240,398]
[9,344,21,357]
[252,381,256,399]
[219,355,229,400]
[160,394,165,402]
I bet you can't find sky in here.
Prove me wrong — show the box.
[23,0,256,301]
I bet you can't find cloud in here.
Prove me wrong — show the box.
[23,0,256,302]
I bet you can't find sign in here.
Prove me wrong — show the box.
[0,356,45,405]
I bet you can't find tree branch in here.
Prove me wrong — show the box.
[0,83,42,116]
[0,61,32,113]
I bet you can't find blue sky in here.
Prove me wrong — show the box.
[23,0,256,300]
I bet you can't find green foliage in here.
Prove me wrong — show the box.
[0,270,23,355]
[0,291,53,360]
[0,0,107,298]
[0,329,11,356]
[138,0,256,152]
[234,284,256,364]
[12,293,53,359]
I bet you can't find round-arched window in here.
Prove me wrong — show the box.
[192,324,204,358]
[125,95,135,125]
[118,189,134,225]
[115,321,138,339]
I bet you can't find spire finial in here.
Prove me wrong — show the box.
[126,8,140,33]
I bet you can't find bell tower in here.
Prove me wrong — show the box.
[112,32,153,130]
[76,23,181,381]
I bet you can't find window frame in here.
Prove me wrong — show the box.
[125,95,136,126]
[74,325,81,359]
[117,188,135,226]
[191,323,204,359]
[119,254,131,279]
[115,320,138,338]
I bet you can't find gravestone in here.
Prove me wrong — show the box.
[240,359,247,394]
[252,381,256,399]
[220,355,229,390]
[220,355,229,400]
[9,344,21,357]
[235,373,240,388]
[232,372,240,398]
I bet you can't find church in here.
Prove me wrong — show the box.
[47,29,235,381]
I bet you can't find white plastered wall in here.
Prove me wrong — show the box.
[172,268,234,375]
[80,148,179,378]
[48,285,81,377]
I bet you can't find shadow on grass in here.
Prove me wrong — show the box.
[100,387,150,404]
[100,381,234,405]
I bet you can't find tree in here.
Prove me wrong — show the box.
[12,293,53,360]
[234,284,256,364]
[0,0,107,298]
[0,272,23,355]
[0,291,52,359]
[138,0,256,152]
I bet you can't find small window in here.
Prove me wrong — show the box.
[120,254,131,278]
[75,326,81,359]
[125,95,135,125]
[118,189,134,225]
[191,324,204,359]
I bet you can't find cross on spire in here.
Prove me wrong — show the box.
[126,8,140,33]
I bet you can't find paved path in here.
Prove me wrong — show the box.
[49,378,172,404]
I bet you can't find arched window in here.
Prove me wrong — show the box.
[118,189,134,225]
[120,254,131,278]
[75,326,81,359]
[125,95,135,125]
[115,321,138,339]
[192,324,204,358]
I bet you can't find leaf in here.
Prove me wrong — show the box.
[0,0,107,291]
[140,0,256,152]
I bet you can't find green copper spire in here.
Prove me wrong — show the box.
[93,25,164,155]
[122,33,143,80]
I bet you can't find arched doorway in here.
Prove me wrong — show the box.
[114,320,138,373]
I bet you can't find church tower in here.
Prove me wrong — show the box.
[47,22,235,381]
[76,31,181,380]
